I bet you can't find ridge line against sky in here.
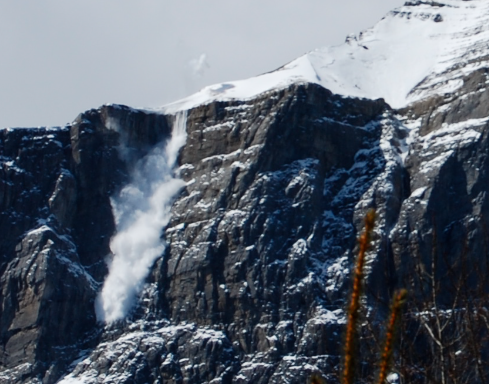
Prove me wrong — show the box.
[0,0,404,128]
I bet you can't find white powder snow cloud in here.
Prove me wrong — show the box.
[182,52,211,96]
[95,112,187,323]
[188,53,210,78]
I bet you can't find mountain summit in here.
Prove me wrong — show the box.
[2,1,489,383]
[165,0,489,111]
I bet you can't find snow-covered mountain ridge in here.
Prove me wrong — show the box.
[165,0,489,112]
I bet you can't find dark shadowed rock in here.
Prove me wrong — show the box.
[0,106,172,383]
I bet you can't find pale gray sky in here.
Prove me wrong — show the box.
[0,0,405,128]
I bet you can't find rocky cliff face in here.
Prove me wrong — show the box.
[3,1,489,383]
[2,72,488,383]
[0,84,393,383]
[0,105,173,382]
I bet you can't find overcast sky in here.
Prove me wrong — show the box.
[0,0,405,128]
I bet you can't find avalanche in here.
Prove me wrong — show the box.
[96,112,187,323]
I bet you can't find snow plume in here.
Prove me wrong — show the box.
[188,53,209,78]
[96,111,187,323]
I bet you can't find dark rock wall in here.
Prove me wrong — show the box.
[393,67,489,301]
[56,84,396,384]
[155,84,386,343]
[1,72,489,383]
[0,105,172,383]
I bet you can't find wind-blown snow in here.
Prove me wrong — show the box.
[162,0,489,112]
[96,112,187,323]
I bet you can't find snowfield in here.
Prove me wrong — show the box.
[162,0,489,112]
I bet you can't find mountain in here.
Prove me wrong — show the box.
[2,0,489,383]
[163,0,489,111]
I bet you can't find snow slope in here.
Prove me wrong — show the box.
[163,0,489,112]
